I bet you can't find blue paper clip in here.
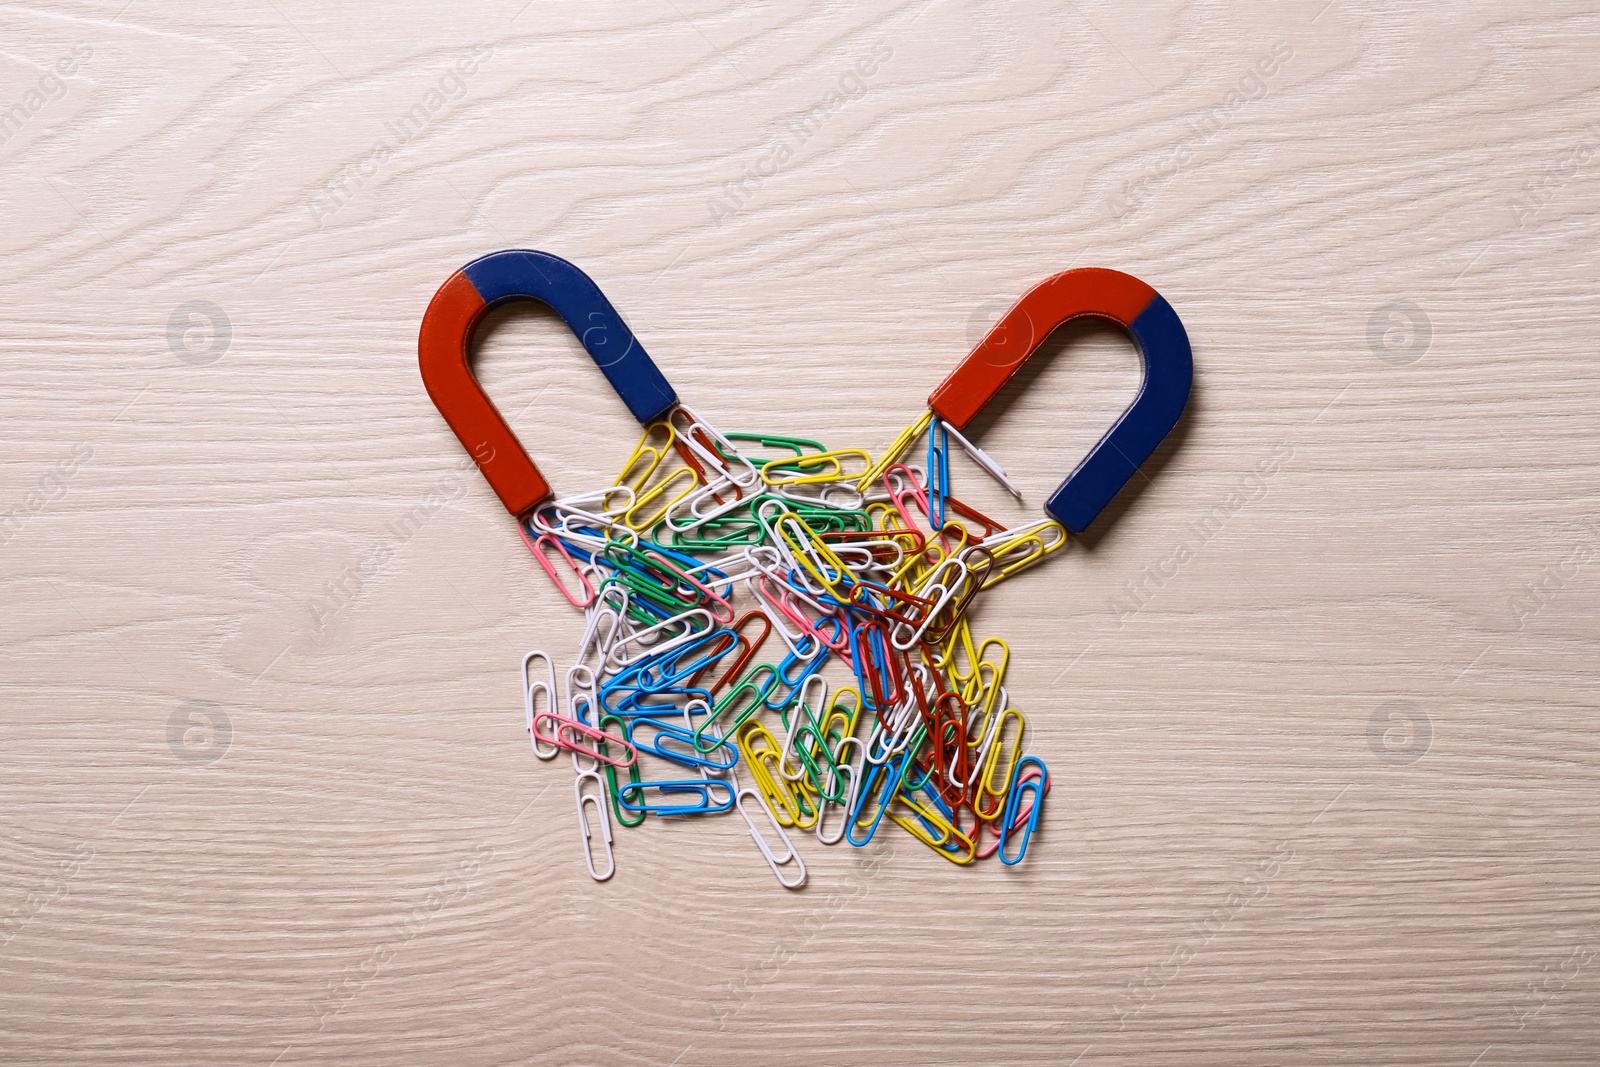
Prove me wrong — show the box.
[925,416,948,530]
[627,716,738,771]
[618,778,736,815]
[632,629,738,693]
[844,729,921,846]
[999,755,1049,865]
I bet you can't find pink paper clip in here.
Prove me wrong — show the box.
[520,527,596,608]
[533,711,637,768]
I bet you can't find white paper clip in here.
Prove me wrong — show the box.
[574,771,615,882]
[522,650,559,760]
[941,419,1022,500]
[736,787,806,889]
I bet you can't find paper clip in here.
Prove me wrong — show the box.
[618,778,736,815]
[854,409,934,492]
[691,663,778,753]
[735,787,807,888]
[563,664,599,725]
[925,417,949,530]
[686,609,769,694]
[630,713,738,771]
[670,405,762,490]
[737,721,819,829]
[533,712,638,768]
[522,651,559,760]
[778,677,846,800]
[574,770,616,881]
[845,726,922,846]
[972,708,1024,819]
[887,784,975,865]
[615,422,677,493]
[972,757,1048,859]
[519,528,597,607]
[998,756,1048,865]
[815,736,864,845]
[597,712,646,829]
[940,418,1022,500]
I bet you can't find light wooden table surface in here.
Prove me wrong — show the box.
[3,2,1598,1064]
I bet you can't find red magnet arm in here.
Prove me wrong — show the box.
[928,269,1156,429]
[418,270,551,515]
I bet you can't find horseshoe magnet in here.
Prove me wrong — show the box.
[927,268,1193,534]
[418,249,678,517]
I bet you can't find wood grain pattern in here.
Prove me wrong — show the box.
[2,0,1598,1063]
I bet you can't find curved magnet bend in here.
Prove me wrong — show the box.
[927,268,1192,535]
[418,249,678,517]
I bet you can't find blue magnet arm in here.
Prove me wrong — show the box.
[460,249,678,424]
[1043,295,1193,534]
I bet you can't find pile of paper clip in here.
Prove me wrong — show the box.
[420,250,1190,888]
[520,405,1059,886]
